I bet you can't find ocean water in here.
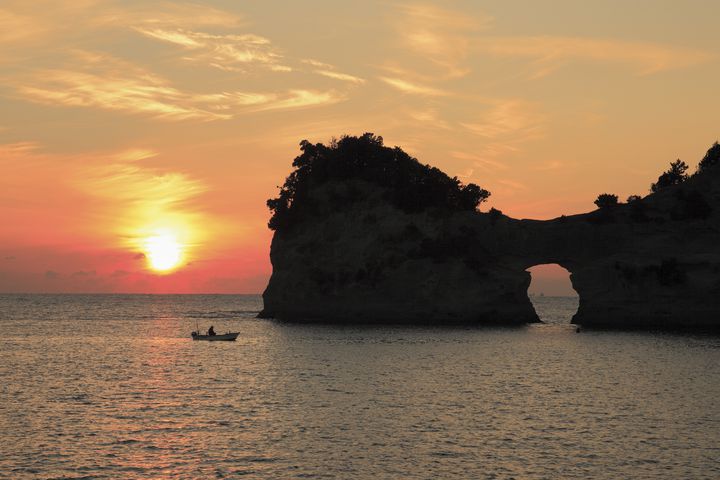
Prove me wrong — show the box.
[0,294,719,479]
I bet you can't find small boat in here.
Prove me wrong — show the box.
[191,331,239,341]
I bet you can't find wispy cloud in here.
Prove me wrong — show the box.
[14,52,342,121]
[134,27,289,72]
[135,27,205,47]
[378,76,449,96]
[19,69,220,121]
[14,52,218,120]
[461,99,544,140]
[114,149,158,162]
[81,163,207,209]
[0,142,41,156]
[407,108,451,129]
[239,90,344,112]
[0,8,46,43]
[0,140,207,220]
[390,4,713,79]
[475,36,715,77]
[393,4,492,77]
[0,1,245,61]
[3,4,355,120]
[196,89,345,113]
[98,2,246,29]
[450,100,544,180]
[496,178,528,191]
[301,59,333,69]
[451,151,510,172]
[533,160,564,171]
[301,58,366,84]
[134,15,368,82]
[315,70,366,84]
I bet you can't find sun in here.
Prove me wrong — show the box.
[143,232,182,272]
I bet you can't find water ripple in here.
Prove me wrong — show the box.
[0,294,719,479]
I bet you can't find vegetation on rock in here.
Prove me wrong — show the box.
[587,142,718,222]
[267,133,490,231]
[698,142,720,172]
[594,193,619,209]
[651,159,689,192]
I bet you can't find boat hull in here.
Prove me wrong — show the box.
[191,332,239,341]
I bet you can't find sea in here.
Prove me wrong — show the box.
[1,294,719,479]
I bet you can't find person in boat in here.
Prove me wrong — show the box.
[208,325,216,336]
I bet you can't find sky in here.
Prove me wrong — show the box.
[1,0,719,294]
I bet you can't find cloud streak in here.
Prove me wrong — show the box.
[378,76,449,96]
[80,163,207,210]
[0,8,46,44]
[314,70,366,84]
[15,52,343,121]
[134,26,364,84]
[19,69,219,121]
[390,4,713,79]
[196,89,345,114]
[393,4,492,77]
[475,35,715,77]
[301,59,366,84]
[97,2,246,29]
[451,151,510,172]
[461,99,544,140]
[134,27,289,72]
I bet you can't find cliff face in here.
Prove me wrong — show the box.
[263,180,538,324]
[261,135,720,329]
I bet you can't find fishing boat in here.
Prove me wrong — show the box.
[191,331,239,341]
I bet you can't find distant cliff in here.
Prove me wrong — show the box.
[261,134,720,329]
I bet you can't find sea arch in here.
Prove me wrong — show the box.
[526,263,579,324]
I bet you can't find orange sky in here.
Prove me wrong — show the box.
[1,1,719,293]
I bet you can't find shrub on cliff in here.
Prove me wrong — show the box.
[594,193,618,209]
[698,142,720,172]
[267,133,491,230]
[651,159,689,192]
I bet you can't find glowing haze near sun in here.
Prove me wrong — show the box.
[144,232,182,272]
[0,0,719,293]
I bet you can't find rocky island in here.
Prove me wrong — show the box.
[261,134,720,329]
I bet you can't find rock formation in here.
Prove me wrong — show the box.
[261,134,720,329]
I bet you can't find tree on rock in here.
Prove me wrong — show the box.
[267,133,491,231]
[594,193,619,209]
[651,159,689,192]
[698,142,720,172]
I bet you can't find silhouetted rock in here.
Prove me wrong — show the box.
[261,135,720,329]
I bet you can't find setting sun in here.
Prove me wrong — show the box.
[143,232,182,272]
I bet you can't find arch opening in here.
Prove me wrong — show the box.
[527,264,578,324]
